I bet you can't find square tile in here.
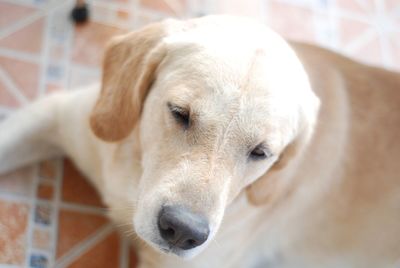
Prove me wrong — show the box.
[37,184,54,201]
[0,200,30,265]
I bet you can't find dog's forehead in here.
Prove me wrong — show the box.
[160,40,300,121]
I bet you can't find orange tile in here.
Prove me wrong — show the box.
[37,183,54,200]
[0,56,40,101]
[0,2,37,30]
[338,17,371,46]
[33,228,51,250]
[130,247,138,268]
[0,18,44,55]
[72,22,125,67]
[68,232,121,268]
[140,0,186,15]
[336,0,375,14]
[57,210,109,259]
[0,166,36,196]
[267,1,316,43]
[353,37,383,66]
[0,200,29,265]
[62,159,105,207]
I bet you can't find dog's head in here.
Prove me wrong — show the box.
[90,16,319,258]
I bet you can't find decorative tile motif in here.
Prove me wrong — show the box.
[34,203,53,226]
[30,253,49,268]
[0,1,400,268]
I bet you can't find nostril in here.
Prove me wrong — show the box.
[187,239,196,247]
[163,227,175,239]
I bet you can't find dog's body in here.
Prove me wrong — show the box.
[0,16,399,267]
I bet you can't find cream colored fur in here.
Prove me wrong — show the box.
[0,16,399,268]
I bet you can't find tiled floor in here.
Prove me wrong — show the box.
[0,0,399,267]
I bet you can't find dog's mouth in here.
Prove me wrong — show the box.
[150,237,209,259]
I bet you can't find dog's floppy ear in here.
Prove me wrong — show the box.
[90,23,168,142]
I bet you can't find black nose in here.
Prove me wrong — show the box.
[158,205,210,250]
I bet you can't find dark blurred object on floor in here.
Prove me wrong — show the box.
[71,0,89,25]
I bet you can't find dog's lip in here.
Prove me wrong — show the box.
[151,239,187,257]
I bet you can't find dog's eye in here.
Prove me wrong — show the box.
[167,103,190,128]
[249,145,269,160]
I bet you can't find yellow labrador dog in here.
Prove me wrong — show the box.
[0,15,399,268]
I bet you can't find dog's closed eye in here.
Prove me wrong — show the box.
[167,102,190,129]
[249,144,271,160]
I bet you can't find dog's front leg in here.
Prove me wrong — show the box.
[0,93,67,174]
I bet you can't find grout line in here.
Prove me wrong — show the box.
[375,0,391,68]
[48,158,64,267]
[65,1,76,90]
[119,236,130,268]
[0,191,32,203]
[330,0,340,49]
[55,224,115,268]
[24,163,40,267]
[0,0,42,8]
[0,11,44,40]
[129,0,140,29]
[0,264,22,268]
[0,48,41,64]
[260,0,269,26]
[37,9,51,98]
[59,202,107,215]
[344,27,376,53]
[0,66,29,105]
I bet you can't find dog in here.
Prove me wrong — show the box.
[0,15,399,268]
